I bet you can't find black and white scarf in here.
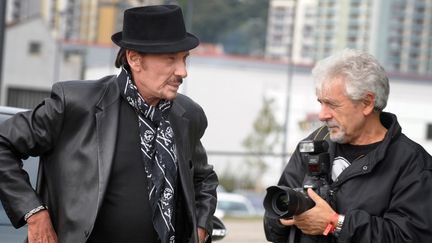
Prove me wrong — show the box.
[118,67,178,243]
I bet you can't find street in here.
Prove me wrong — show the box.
[218,217,268,243]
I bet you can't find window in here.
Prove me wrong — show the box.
[303,25,313,38]
[272,34,283,45]
[28,41,42,55]
[63,50,82,62]
[7,88,51,109]
[427,124,432,140]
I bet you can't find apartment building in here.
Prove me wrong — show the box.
[2,0,167,108]
[6,0,40,23]
[7,0,164,44]
[266,0,432,75]
[265,0,317,65]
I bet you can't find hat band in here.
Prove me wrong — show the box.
[121,35,188,46]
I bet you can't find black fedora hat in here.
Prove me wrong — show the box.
[112,5,199,53]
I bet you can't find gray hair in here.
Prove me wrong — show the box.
[312,49,389,112]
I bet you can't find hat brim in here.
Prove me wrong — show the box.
[111,31,199,53]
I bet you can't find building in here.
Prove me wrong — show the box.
[83,51,432,187]
[381,0,432,75]
[314,0,374,61]
[4,0,431,188]
[2,0,170,108]
[1,17,83,108]
[7,0,164,44]
[187,55,432,186]
[185,55,432,186]
[265,0,317,65]
[6,0,40,23]
[266,0,432,76]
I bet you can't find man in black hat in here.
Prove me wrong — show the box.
[0,5,218,243]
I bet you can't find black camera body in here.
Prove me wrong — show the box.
[264,140,331,219]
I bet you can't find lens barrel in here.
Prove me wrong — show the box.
[263,186,315,218]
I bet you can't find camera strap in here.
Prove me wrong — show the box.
[312,126,330,141]
[313,126,339,212]
[287,126,332,243]
[288,227,295,243]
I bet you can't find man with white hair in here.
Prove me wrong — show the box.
[264,49,432,243]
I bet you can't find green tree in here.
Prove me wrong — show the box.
[243,97,282,153]
[177,0,269,56]
[219,97,282,191]
[245,97,283,190]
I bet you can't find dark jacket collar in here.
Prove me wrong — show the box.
[372,112,402,163]
[95,75,121,111]
[93,74,190,212]
[329,112,402,186]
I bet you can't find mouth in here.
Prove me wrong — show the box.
[168,83,180,89]
[167,78,183,88]
[328,127,339,132]
[325,122,339,130]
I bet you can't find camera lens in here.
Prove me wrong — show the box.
[264,185,316,219]
[272,191,289,215]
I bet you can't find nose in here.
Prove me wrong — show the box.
[174,61,187,78]
[318,104,331,121]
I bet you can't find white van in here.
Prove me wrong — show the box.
[216,192,257,218]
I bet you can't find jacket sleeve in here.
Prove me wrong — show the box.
[191,106,218,234]
[338,149,432,243]
[0,83,65,228]
[263,146,307,243]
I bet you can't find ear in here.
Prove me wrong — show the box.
[362,93,375,115]
[126,50,142,72]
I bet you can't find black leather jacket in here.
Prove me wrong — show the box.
[264,112,432,243]
[0,75,218,243]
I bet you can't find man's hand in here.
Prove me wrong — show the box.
[27,210,58,243]
[279,188,336,235]
[197,227,208,243]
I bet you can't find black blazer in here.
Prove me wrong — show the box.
[0,75,218,243]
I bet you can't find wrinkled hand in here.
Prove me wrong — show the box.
[197,227,208,243]
[27,210,58,243]
[279,188,335,235]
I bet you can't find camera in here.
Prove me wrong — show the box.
[263,140,331,219]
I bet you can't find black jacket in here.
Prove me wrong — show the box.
[0,75,218,243]
[264,112,432,243]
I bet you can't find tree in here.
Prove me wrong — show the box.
[219,96,282,191]
[177,0,269,56]
[242,96,282,187]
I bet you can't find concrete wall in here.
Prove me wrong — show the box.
[185,56,432,153]
[2,18,83,105]
[86,54,432,187]
[183,56,432,186]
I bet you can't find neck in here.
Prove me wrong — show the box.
[128,71,161,106]
[351,112,387,145]
[143,96,160,106]
[136,86,160,106]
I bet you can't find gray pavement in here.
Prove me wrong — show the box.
[218,217,268,243]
